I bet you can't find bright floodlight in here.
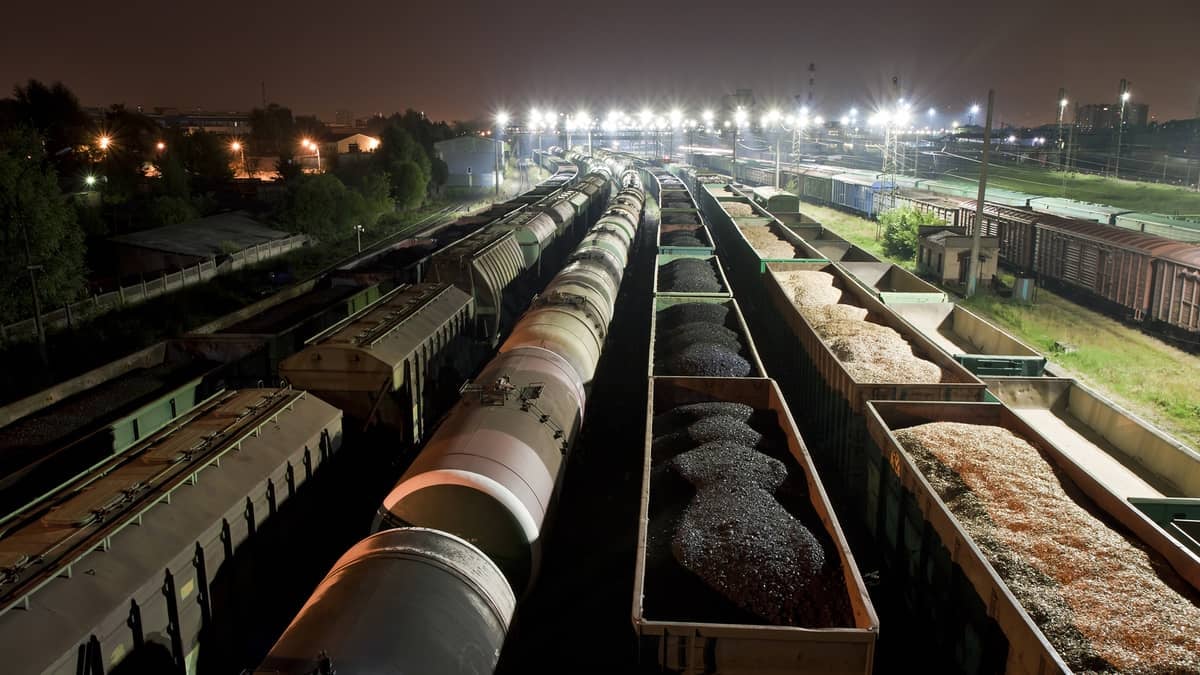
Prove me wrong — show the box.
[702,109,715,125]
[301,138,312,148]
[669,108,683,125]
[840,115,850,125]
[97,135,110,149]
[951,120,959,128]
[155,141,165,151]
[85,175,96,186]
[849,107,858,117]
[734,107,748,126]
[1007,135,1017,143]
[1060,98,1069,108]
[970,104,980,114]
[927,107,936,117]
[814,115,824,126]
[1121,91,1131,102]
[231,141,241,151]
[496,111,510,127]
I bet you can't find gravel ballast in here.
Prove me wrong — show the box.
[895,422,1200,673]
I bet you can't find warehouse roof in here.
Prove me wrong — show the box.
[110,212,295,259]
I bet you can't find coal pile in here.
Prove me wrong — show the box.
[661,211,699,225]
[658,258,724,294]
[661,230,706,248]
[896,422,1200,673]
[645,400,852,627]
[654,302,753,377]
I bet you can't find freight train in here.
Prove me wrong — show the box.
[679,161,1200,674]
[254,168,648,674]
[690,153,1200,345]
[0,157,641,674]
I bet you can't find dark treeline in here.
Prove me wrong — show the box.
[0,79,472,325]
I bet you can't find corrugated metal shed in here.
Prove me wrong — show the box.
[109,212,295,258]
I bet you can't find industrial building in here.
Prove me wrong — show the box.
[1075,101,1150,132]
[434,135,507,188]
[916,225,999,286]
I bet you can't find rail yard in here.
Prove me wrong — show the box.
[1,142,1198,675]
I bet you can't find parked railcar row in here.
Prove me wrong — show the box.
[255,165,649,674]
[0,159,640,674]
[680,162,1200,674]
[690,153,1200,344]
[632,160,880,673]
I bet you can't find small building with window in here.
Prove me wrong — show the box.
[918,225,999,286]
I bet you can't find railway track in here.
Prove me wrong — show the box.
[0,387,307,616]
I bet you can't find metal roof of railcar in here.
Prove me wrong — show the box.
[1035,215,1200,267]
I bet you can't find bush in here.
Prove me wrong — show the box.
[880,206,943,260]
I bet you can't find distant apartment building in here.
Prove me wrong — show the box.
[1075,102,1150,132]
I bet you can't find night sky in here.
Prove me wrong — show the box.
[3,0,1198,126]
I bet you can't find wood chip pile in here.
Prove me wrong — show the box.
[740,225,800,259]
[895,422,1200,674]
[645,401,852,627]
[775,270,943,384]
[723,202,756,217]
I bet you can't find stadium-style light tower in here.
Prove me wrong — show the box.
[968,103,980,126]
[1055,91,1069,170]
[732,107,748,176]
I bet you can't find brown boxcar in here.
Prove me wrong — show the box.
[1151,245,1200,334]
[959,200,1040,274]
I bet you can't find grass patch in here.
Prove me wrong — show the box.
[939,163,1200,217]
[804,201,1200,449]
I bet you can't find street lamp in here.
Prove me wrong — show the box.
[97,135,111,150]
[301,138,321,172]
[230,141,246,178]
[1056,92,1069,169]
[495,111,510,196]
[1115,86,1131,179]
[155,141,165,152]
[969,104,980,126]
[85,175,96,188]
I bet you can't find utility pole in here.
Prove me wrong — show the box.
[1114,78,1130,179]
[21,222,48,366]
[774,130,782,188]
[967,89,995,299]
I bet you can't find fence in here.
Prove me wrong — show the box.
[0,235,308,344]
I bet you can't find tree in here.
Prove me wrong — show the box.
[372,123,431,209]
[6,80,91,183]
[274,173,372,242]
[0,127,87,323]
[275,152,302,182]
[880,206,944,260]
[174,130,233,185]
[144,195,198,227]
[249,104,295,155]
